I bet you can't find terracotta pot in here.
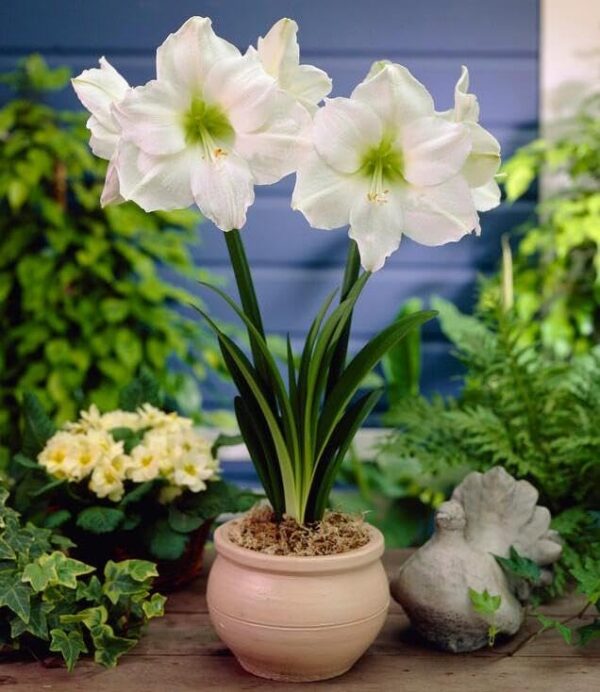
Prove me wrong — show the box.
[207,518,389,682]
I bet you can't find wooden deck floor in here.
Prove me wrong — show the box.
[4,550,599,691]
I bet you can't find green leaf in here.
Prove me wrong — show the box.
[60,605,108,629]
[469,588,502,618]
[168,506,206,533]
[142,593,167,620]
[0,537,16,560]
[102,560,157,605]
[109,426,147,454]
[76,507,125,534]
[571,559,600,604]
[21,391,56,458]
[119,371,161,411]
[147,520,189,561]
[45,552,95,589]
[49,628,88,672]
[90,624,136,667]
[0,571,31,623]
[43,509,71,529]
[318,310,436,458]
[536,613,574,645]
[578,620,600,646]
[21,561,52,592]
[11,600,50,640]
[12,453,40,470]
[494,546,542,584]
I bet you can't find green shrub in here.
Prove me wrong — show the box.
[0,55,219,468]
[481,95,600,357]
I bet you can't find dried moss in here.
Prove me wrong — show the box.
[227,505,371,556]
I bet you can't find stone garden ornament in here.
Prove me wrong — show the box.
[391,467,563,652]
[73,15,501,681]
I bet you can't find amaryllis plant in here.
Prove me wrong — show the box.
[72,16,500,523]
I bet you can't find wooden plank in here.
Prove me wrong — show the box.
[6,650,598,692]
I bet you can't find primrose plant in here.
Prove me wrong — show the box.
[72,17,501,524]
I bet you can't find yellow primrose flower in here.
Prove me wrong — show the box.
[128,443,162,483]
[89,463,125,501]
[38,431,81,479]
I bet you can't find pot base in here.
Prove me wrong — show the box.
[237,656,352,682]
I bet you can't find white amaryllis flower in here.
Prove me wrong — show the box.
[71,58,130,206]
[292,61,499,271]
[256,18,332,114]
[106,16,309,230]
[441,66,501,212]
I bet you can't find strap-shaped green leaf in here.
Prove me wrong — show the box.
[305,388,382,521]
[317,310,436,459]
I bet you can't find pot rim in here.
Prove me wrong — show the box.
[213,517,384,574]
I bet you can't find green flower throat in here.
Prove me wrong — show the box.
[183,98,234,151]
[360,137,405,201]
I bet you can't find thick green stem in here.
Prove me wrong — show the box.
[325,240,361,397]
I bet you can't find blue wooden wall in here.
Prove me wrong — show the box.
[1,0,539,406]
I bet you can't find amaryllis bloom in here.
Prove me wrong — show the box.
[98,16,310,230]
[71,58,130,205]
[292,61,500,271]
[441,66,501,212]
[256,18,332,114]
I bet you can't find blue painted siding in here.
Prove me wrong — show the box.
[1,0,539,409]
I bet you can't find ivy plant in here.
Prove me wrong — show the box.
[0,487,165,670]
[0,54,220,469]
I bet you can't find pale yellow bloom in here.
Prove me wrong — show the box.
[128,443,162,483]
[89,463,125,501]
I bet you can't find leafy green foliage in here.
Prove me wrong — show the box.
[480,95,600,358]
[494,546,542,585]
[468,588,501,646]
[11,389,257,563]
[195,231,435,522]
[0,55,220,470]
[0,488,164,670]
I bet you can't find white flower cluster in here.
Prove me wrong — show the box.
[37,404,219,502]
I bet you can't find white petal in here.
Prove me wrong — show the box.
[72,57,129,132]
[292,151,363,230]
[203,50,278,134]
[402,175,479,246]
[191,153,255,231]
[156,16,239,93]
[235,96,311,185]
[313,98,382,174]
[288,64,332,113]
[402,116,471,186]
[113,81,186,156]
[352,62,434,129]
[349,189,405,272]
[87,115,118,159]
[100,158,124,206]
[462,122,501,187]
[72,57,129,159]
[454,65,480,122]
[472,178,501,211]
[257,18,300,82]
[116,141,194,211]
[257,19,331,112]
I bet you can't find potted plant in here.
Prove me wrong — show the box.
[11,375,255,591]
[71,15,501,681]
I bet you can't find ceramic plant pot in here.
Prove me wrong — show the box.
[207,518,389,682]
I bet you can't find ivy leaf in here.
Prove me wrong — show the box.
[21,391,56,458]
[577,620,600,646]
[10,600,51,639]
[76,507,124,534]
[45,552,95,588]
[49,628,88,672]
[468,588,501,618]
[0,537,16,560]
[75,575,103,602]
[571,559,600,604]
[90,624,136,667]
[147,519,188,560]
[102,560,157,605]
[494,546,541,584]
[0,571,31,623]
[142,593,167,620]
[61,605,108,630]
[21,560,52,592]
[536,613,573,645]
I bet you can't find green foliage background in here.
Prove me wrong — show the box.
[0,56,219,467]
[481,96,600,357]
